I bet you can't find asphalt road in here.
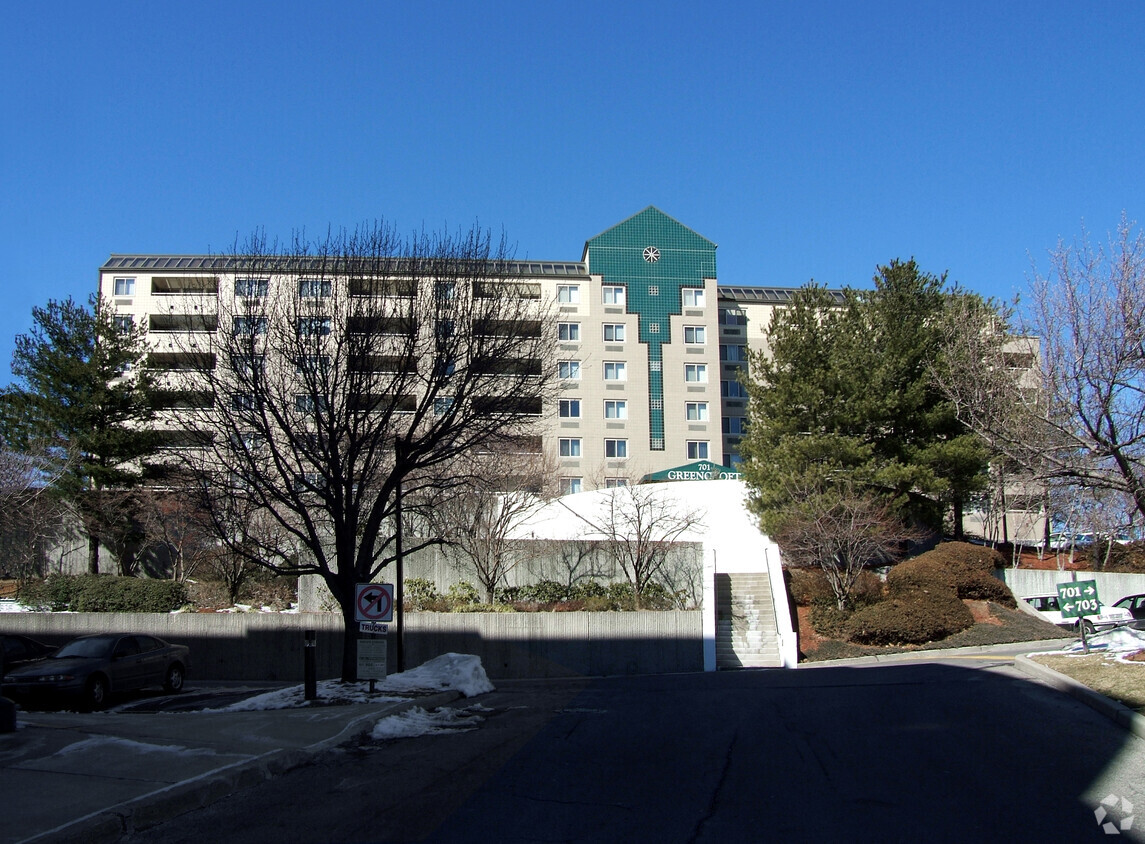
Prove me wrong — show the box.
[124,657,1145,844]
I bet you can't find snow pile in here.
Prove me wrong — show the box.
[377,653,494,698]
[56,736,218,758]
[0,599,30,613]
[1059,625,1145,655]
[213,653,494,711]
[370,704,487,740]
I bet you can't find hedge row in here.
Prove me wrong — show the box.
[18,575,188,613]
[404,578,680,612]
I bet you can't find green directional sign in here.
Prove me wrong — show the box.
[1056,580,1101,619]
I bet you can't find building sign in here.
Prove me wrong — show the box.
[643,461,743,483]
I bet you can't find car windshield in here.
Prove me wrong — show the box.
[54,638,115,659]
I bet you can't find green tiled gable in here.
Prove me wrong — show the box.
[584,207,717,451]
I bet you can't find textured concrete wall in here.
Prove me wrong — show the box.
[997,569,1145,603]
[0,610,702,681]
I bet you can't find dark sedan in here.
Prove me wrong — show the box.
[1,633,189,710]
[1,634,56,677]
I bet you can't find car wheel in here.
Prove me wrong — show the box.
[84,675,109,711]
[163,663,185,694]
[1078,619,1096,635]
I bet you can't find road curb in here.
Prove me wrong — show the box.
[1013,654,1145,742]
[20,690,464,844]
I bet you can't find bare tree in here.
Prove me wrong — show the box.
[138,488,218,581]
[159,222,554,679]
[564,481,703,609]
[0,447,70,583]
[432,449,556,604]
[769,480,922,611]
[939,216,1145,530]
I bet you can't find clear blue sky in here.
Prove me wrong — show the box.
[2,1,1142,374]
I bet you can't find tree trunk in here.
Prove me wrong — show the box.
[88,532,100,575]
[340,600,357,682]
[952,499,964,541]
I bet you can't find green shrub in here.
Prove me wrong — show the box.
[886,558,955,595]
[923,541,1006,576]
[568,581,608,601]
[18,575,186,613]
[845,590,974,645]
[404,578,449,611]
[809,599,852,639]
[446,581,481,605]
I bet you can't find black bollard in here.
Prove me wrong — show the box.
[304,629,317,701]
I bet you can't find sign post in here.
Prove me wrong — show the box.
[354,584,394,688]
[1057,579,1100,654]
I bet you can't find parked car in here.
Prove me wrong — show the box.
[1023,594,1134,633]
[1,633,189,710]
[1,634,56,678]
[1112,594,1145,621]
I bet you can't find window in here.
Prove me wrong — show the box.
[723,416,748,435]
[233,316,267,336]
[682,288,705,308]
[557,285,580,304]
[603,323,626,342]
[113,315,133,333]
[720,309,746,326]
[605,478,629,488]
[684,325,706,344]
[231,353,265,376]
[602,285,625,306]
[559,438,582,457]
[296,355,330,375]
[604,399,628,419]
[297,317,331,336]
[558,360,581,380]
[294,394,328,413]
[721,344,748,362]
[685,363,708,383]
[687,440,710,460]
[559,399,581,418]
[230,431,264,451]
[558,322,580,342]
[299,278,331,299]
[559,477,583,495]
[605,438,628,459]
[603,361,626,381]
[722,379,748,398]
[232,393,258,412]
[434,281,456,301]
[686,401,709,421]
[113,277,135,296]
[293,472,325,493]
[235,278,269,298]
[433,397,455,416]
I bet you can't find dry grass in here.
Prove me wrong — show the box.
[1031,651,1145,714]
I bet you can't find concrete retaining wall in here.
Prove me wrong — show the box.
[997,569,1145,603]
[0,610,703,682]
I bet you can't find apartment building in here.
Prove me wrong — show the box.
[100,207,803,493]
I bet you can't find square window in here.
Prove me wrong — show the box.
[604,399,628,420]
[113,315,133,333]
[687,440,710,460]
[297,317,331,336]
[558,360,581,380]
[558,322,580,342]
[559,477,583,495]
[603,361,626,381]
[721,379,748,398]
[685,363,708,383]
[602,285,625,306]
[559,438,582,458]
[559,399,581,418]
[605,438,628,459]
[235,278,269,298]
[557,285,580,304]
[720,344,748,362]
[299,278,331,298]
[684,326,706,344]
[113,277,135,296]
[682,288,705,308]
[434,397,455,416]
[603,323,626,342]
[233,316,268,336]
[686,402,709,421]
[434,282,456,301]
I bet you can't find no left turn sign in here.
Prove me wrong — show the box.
[355,583,394,623]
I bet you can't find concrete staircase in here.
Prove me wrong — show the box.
[715,572,782,668]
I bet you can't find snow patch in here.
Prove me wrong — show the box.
[370,704,486,740]
[55,736,218,758]
[1058,625,1145,654]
